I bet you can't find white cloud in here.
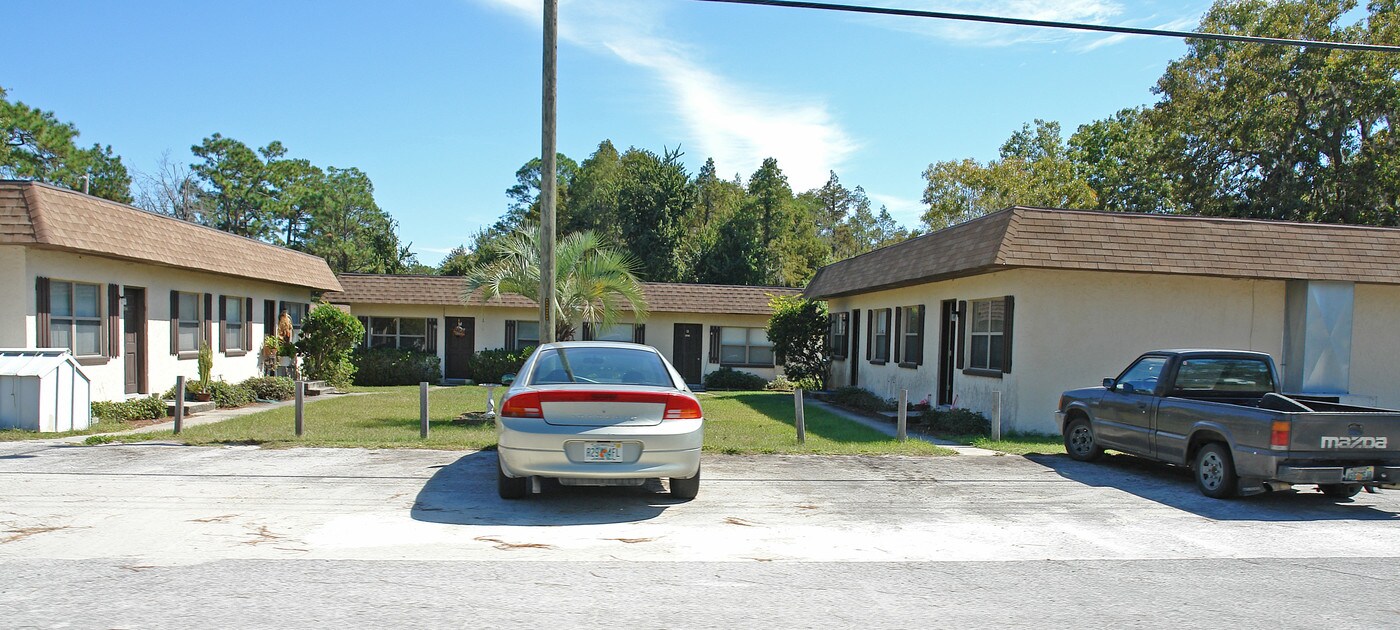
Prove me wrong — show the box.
[1075,15,1199,51]
[475,0,856,191]
[858,0,1126,46]
[868,192,925,227]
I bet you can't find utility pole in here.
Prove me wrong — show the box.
[539,0,558,345]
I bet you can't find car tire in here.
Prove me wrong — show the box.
[497,457,528,500]
[1194,443,1238,499]
[1319,483,1362,499]
[670,465,700,501]
[1063,417,1103,462]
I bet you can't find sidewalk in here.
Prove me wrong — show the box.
[807,399,1001,456]
[57,391,369,444]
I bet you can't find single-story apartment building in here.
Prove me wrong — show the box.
[324,274,800,385]
[1,181,341,402]
[804,206,1400,434]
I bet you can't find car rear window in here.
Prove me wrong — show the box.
[529,347,675,387]
[1172,358,1273,395]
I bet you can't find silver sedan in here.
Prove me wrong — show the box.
[494,341,704,500]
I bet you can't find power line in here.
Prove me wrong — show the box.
[691,0,1400,53]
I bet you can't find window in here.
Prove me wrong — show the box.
[968,299,1005,371]
[508,320,540,352]
[362,317,429,351]
[222,296,245,353]
[1117,356,1168,394]
[1173,358,1273,395]
[528,346,673,387]
[871,308,890,363]
[49,281,103,357]
[898,305,923,366]
[829,312,849,360]
[589,323,636,342]
[719,327,774,366]
[176,292,202,354]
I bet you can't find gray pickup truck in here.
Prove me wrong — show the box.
[1056,350,1400,499]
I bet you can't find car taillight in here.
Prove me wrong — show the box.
[664,394,703,420]
[501,392,543,418]
[1271,420,1290,449]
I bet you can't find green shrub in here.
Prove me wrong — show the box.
[827,386,894,412]
[240,376,295,401]
[703,366,767,391]
[924,408,991,435]
[91,396,167,422]
[297,303,364,388]
[352,347,443,386]
[764,375,821,392]
[207,380,255,408]
[464,347,532,385]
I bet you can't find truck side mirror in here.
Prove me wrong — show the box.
[1102,378,1116,390]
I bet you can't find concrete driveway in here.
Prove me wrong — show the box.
[3,441,1400,628]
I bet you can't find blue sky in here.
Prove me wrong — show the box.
[4,0,1212,265]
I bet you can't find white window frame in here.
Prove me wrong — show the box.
[49,280,103,357]
[364,316,429,351]
[719,326,774,367]
[968,299,1005,372]
[872,308,890,363]
[512,320,540,351]
[223,296,245,353]
[177,291,202,355]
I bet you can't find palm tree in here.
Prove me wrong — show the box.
[461,224,649,342]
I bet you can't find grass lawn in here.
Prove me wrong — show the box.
[93,386,953,455]
[0,418,136,442]
[934,431,1067,456]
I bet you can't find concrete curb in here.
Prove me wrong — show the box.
[807,399,1002,456]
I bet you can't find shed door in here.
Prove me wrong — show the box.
[123,287,147,394]
[444,317,475,380]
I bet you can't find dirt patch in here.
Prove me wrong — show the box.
[2,525,76,544]
[475,536,554,550]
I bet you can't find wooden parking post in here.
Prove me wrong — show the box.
[794,388,806,444]
[420,382,430,439]
[294,380,305,437]
[173,376,185,435]
[897,389,908,442]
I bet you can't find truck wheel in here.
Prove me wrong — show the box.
[1318,483,1362,499]
[497,457,528,500]
[1194,443,1238,499]
[1064,418,1103,462]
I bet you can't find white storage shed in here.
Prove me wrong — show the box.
[0,349,92,432]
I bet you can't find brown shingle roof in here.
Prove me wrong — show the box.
[0,181,341,292]
[805,206,1400,299]
[326,273,800,315]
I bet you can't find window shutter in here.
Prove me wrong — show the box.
[708,326,720,363]
[865,310,873,362]
[263,300,275,340]
[916,305,927,366]
[36,277,51,347]
[1002,295,1014,374]
[505,320,517,352]
[218,296,228,352]
[107,285,121,358]
[245,297,254,351]
[884,309,893,362]
[955,300,966,370]
[581,322,593,341]
[893,307,903,364]
[426,318,438,353]
[203,293,213,349]
[850,310,859,362]
[169,291,179,354]
[633,324,646,345]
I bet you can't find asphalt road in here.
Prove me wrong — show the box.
[2,440,1398,628]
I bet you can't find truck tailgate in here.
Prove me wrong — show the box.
[1285,411,1400,459]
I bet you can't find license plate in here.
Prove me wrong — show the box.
[584,442,623,462]
[1343,466,1375,482]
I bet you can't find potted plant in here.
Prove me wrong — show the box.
[193,342,213,402]
[261,335,280,376]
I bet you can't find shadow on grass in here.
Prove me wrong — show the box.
[1028,453,1400,522]
[410,451,680,526]
[725,392,897,444]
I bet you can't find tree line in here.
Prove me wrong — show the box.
[439,141,913,287]
[1,87,417,275]
[923,0,1400,229]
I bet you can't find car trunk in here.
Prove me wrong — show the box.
[537,389,673,427]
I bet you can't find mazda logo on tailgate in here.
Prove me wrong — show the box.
[1320,435,1388,449]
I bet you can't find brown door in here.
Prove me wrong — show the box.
[849,309,860,387]
[673,323,703,385]
[444,317,475,380]
[938,299,956,406]
[123,287,147,394]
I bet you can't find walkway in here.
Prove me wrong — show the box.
[806,398,1000,456]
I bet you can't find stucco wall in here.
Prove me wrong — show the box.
[339,303,778,382]
[1348,283,1400,408]
[828,269,1287,434]
[21,248,318,402]
[0,246,28,347]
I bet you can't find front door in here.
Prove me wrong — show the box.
[938,300,956,406]
[848,310,860,387]
[122,287,147,394]
[444,317,475,380]
[673,323,703,385]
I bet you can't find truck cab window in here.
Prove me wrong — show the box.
[1117,356,1167,393]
